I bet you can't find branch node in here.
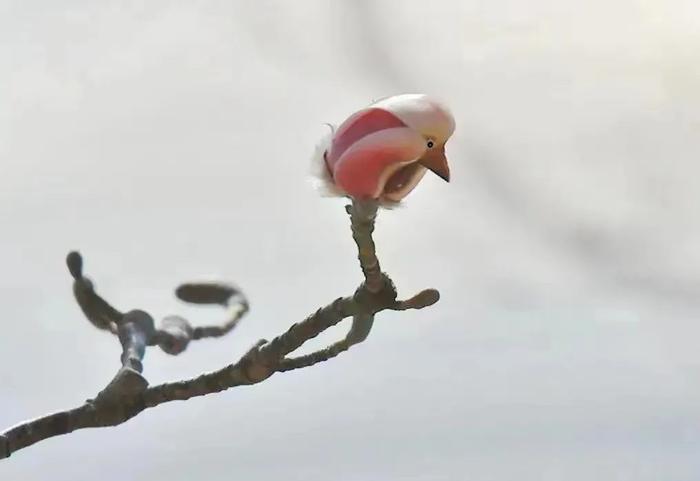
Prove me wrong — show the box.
[94,367,148,406]
[156,315,194,355]
[241,339,275,384]
[353,273,397,312]
[118,310,156,372]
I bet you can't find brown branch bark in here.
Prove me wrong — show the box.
[0,200,440,460]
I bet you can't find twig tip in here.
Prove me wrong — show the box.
[66,251,83,280]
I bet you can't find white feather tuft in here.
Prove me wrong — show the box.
[308,124,347,198]
[307,121,407,209]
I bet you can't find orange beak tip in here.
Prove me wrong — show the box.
[430,166,450,183]
[418,152,451,184]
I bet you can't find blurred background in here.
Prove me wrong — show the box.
[1,1,700,480]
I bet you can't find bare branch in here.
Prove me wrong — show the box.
[0,200,440,460]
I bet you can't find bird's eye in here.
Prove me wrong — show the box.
[426,140,434,148]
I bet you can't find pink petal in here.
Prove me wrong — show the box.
[333,127,426,199]
[326,108,407,170]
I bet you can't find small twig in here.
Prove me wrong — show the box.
[257,296,359,362]
[347,200,385,293]
[191,300,247,340]
[66,251,123,333]
[276,339,351,372]
[154,283,248,354]
[390,289,441,311]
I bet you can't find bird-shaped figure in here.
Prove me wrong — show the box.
[313,93,455,204]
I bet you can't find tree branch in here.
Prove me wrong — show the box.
[0,200,440,460]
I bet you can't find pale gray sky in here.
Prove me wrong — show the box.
[2,1,700,480]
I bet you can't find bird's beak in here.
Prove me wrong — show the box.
[418,144,450,182]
